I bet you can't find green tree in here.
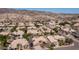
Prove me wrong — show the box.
[65,38,73,44]
[58,40,64,46]
[11,26,17,32]
[0,35,10,47]
[48,43,55,50]
[23,33,32,41]
[53,27,58,33]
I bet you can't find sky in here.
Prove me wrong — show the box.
[16,8,79,14]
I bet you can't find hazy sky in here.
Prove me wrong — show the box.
[16,8,79,14]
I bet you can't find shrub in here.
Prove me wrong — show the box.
[47,43,55,50]
[11,26,17,32]
[23,33,32,41]
[58,40,65,46]
[53,27,58,33]
[65,38,73,44]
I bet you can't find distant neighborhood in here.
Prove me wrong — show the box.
[0,9,79,50]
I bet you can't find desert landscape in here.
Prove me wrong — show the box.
[0,8,78,50]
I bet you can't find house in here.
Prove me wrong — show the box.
[9,39,29,50]
[47,35,58,47]
[54,35,66,41]
[18,22,25,27]
[39,25,51,33]
[28,22,35,27]
[0,31,10,35]
[12,30,24,39]
[61,25,71,33]
[47,20,56,29]
[74,23,79,27]
[32,36,48,46]
[27,26,39,35]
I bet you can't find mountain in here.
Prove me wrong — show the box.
[0,8,78,22]
[0,8,16,13]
